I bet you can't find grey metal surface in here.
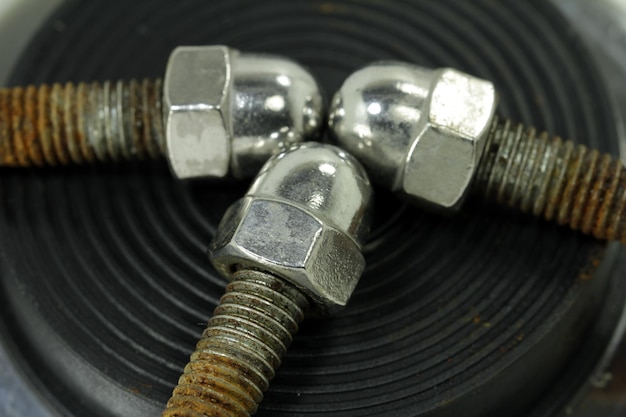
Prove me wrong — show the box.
[163,46,235,179]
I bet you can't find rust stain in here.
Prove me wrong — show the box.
[50,83,71,165]
[23,85,45,166]
[75,82,95,162]
[62,82,78,163]
[0,79,164,168]
[11,87,30,166]
[37,84,57,165]
[320,3,335,13]
[128,383,153,395]
[479,118,626,245]
[0,87,17,165]
[577,246,605,282]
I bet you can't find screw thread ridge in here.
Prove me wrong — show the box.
[476,117,626,244]
[0,79,165,167]
[162,269,310,417]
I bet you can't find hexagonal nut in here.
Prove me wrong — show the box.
[163,46,235,179]
[209,197,365,315]
[402,68,497,210]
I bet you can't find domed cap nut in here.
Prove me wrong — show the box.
[209,142,373,315]
[163,45,324,180]
[329,62,497,211]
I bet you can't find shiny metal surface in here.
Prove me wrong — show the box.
[231,54,323,178]
[210,142,372,314]
[163,46,323,180]
[163,46,234,179]
[329,63,497,210]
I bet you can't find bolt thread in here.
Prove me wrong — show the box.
[162,269,310,417]
[0,79,165,167]
[475,117,626,244]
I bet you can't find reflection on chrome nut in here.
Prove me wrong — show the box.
[330,62,497,210]
[231,55,324,179]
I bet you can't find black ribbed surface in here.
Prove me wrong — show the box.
[0,1,618,416]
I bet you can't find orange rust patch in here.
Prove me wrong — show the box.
[37,84,57,165]
[50,83,71,165]
[584,154,611,236]
[76,82,95,162]
[11,87,31,166]
[23,85,45,166]
[577,247,605,282]
[0,88,17,165]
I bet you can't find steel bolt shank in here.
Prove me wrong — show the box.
[0,80,165,166]
[476,117,626,243]
[163,269,309,417]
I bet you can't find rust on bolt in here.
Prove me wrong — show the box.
[476,117,626,245]
[162,269,310,417]
[0,79,165,167]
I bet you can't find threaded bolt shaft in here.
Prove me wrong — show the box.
[162,269,310,417]
[475,116,626,244]
[0,80,165,167]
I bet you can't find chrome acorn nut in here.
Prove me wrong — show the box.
[0,45,324,180]
[329,62,497,211]
[164,46,324,179]
[329,62,626,244]
[161,142,373,417]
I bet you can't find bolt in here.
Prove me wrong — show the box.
[0,79,165,166]
[0,45,324,179]
[329,62,626,244]
[163,269,309,417]
[475,117,626,243]
[162,142,373,417]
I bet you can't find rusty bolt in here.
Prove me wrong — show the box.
[161,143,373,417]
[0,45,323,180]
[329,62,626,244]
[0,79,165,166]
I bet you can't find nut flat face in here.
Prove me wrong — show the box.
[210,197,365,314]
[235,199,323,269]
[403,68,497,209]
[163,46,234,179]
